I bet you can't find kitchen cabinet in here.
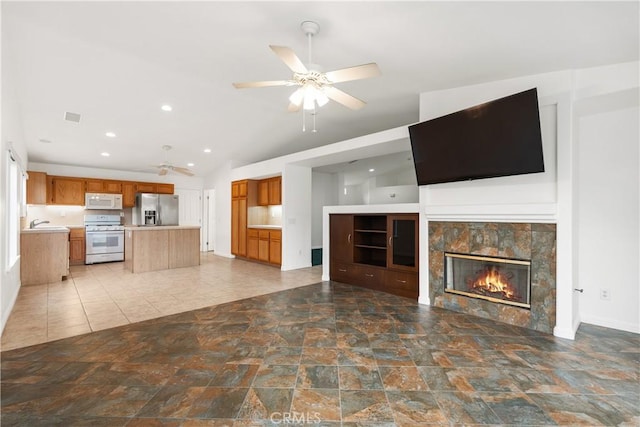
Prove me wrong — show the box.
[269,230,281,266]
[49,176,85,205]
[85,179,104,193]
[268,176,281,205]
[247,227,281,266]
[135,182,157,193]
[231,180,250,257]
[86,179,122,194]
[26,171,47,205]
[232,180,248,198]
[69,228,86,265]
[258,180,269,206]
[20,229,70,285]
[329,213,418,299]
[258,230,270,262]
[122,182,136,207]
[156,183,174,194]
[247,229,259,259]
[103,180,122,194]
[256,177,281,206]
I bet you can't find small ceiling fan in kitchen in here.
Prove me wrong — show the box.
[232,21,381,118]
[152,145,194,176]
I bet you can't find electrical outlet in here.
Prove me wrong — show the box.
[600,289,611,300]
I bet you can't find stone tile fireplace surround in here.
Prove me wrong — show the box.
[429,221,556,333]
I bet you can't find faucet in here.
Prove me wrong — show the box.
[29,219,50,229]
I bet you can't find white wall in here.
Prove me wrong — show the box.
[311,171,338,248]
[203,160,233,258]
[282,164,312,270]
[1,39,28,333]
[577,100,639,333]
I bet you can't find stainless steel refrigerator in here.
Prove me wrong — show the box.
[132,193,179,226]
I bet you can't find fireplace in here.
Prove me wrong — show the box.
[429,221,556,334]
[444,253,531,309]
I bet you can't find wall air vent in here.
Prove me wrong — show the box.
[64,112,81,123]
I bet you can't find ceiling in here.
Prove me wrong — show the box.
[3,1,638,178]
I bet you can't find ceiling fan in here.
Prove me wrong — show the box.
[152,145,194,176]
[233,21,381,112]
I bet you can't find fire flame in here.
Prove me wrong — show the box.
[468,265,518,300]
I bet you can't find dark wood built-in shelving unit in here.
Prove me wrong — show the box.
[330,213,419,299]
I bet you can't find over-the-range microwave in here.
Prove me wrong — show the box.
[85,193,123,210]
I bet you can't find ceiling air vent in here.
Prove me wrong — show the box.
[64,112,81,123]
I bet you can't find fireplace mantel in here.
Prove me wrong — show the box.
[424,202,557,223]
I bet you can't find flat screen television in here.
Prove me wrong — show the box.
[408,88,545,186]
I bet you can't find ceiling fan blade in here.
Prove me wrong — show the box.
[158,168,168,176]
[325,63,381,83]
[172,166,194,176]
[233,80,292,89]
[323,86,366,110]
[269,45,308,74]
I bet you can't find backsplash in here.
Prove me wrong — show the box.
[25,205,125,227]
[248,205,282,226]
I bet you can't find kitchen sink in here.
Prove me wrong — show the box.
[22,226,70,233]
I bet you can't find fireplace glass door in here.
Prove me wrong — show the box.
[444,253,531,308]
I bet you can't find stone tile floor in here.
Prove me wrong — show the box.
[1,280,638,426]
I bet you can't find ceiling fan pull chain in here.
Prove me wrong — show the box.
[302,109,306,132]
[312,108,317,133]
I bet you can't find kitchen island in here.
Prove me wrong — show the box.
[123,226,200,273]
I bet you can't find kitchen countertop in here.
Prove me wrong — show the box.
[248,225,282,230]
[21,226,70,234]
[124,225,201,231]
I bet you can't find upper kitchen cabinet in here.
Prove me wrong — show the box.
[122,182,136,207]
[258,180,269,206]
[103,180,123,194]
[257,176,282,206]
[232,180,248,199]
[49,176,85,205]
[268,176,281,205]
[135,182,157,193]
[86,179,122,194]
[26,171,47,205]
[156,183,174,194]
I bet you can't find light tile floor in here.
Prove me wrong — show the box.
[1,253,322,351]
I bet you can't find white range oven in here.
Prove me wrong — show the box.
[84,214,124,264]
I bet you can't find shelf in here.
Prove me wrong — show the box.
[354,229,387,234]
[355,244,386,250]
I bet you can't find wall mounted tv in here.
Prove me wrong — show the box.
[408,88,545,186]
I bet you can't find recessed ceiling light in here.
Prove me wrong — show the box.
[187,162,195,167]
[161,104,173,112]
[369,168,375,172]
[101,152,110,157]
[204,148,212,153]
[105,132,116,138]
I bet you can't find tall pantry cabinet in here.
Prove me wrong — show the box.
[231,180,259,257]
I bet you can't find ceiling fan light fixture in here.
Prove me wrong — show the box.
[316,90,329,107]
[289,88,304,106]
